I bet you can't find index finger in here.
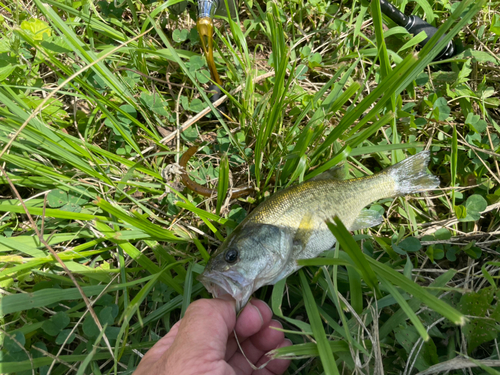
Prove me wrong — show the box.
[236,299,274,339]
[225,299,274,361]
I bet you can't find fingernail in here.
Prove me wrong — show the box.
[254,299,273,318]
[251,304,264,325]
[270,319,284,330]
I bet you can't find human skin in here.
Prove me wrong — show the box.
[133,296,291,375]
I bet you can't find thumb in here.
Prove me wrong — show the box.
[160,297,237,370]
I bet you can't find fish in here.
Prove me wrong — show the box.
[198,151,439,310]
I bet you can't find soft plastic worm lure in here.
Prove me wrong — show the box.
[180,146,255,199]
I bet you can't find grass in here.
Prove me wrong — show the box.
[1,0,500,373]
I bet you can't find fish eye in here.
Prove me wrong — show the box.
[225,248,238,263]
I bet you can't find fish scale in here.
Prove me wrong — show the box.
[199,151,439,310]
[253,174,395,229]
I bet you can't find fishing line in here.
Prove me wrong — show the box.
[233,329,274,371]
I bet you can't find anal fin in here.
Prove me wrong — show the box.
[349,209,384,231]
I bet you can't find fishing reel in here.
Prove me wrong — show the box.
[378,0,456,61]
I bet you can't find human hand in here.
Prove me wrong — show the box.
[133,296,291,375]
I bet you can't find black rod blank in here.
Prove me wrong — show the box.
[380,0,409,27]
[378,0,455,61]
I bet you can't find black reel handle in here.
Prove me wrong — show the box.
[379,0,455,61]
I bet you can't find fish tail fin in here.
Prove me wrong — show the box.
[386,151,440,195]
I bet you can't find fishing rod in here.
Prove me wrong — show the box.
[195,0,230,109]
[170,0,457,101]
[196,0,226,86]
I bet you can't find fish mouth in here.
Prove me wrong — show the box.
[198,270,254,311]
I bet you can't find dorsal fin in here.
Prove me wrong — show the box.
[310,164,347,181]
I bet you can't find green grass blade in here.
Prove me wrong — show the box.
[216,154,229,216]
[0,203,104,221]
[378,269,457,338]
[77,327,104,375]
[397,0,486,91]
[347,264,363,314]
[379,275,430,341]
[0,274,160,315]
[0,343,156,373]
[113,262,187,364]
[271,341,350,360]
[93,221,184,295]
[371,0,391,80]
[96,198,186,242]
[326,218,380,295]
[33,0,134,103]
[272,277,313,333]
[320,262,362,355]
[368,258,465,325]
[300,253,465,327]
[299,270,340,375]
[451,124,458,208]
[305,146,351,181]
[130,284,205,331]
[181,262,194,318]
[312,54,418,161]
[346,111,395,149]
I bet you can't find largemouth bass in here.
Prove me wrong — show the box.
[199,151,439,310]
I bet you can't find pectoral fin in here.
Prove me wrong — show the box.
[349,209,384,231]
[292,211,316,255]
[267,212,317,285]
